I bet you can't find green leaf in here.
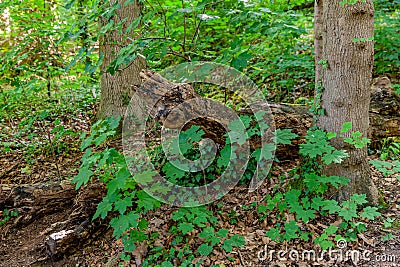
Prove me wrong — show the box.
[222,235,245,253]
[171,209,186,221]
[283,220,299,241]
[114,196,133,215]
[178,222,194,234]
[163,162,186,180]
[266,226,281,241]
[217,145,231,168]
[228,119,245,132]
[72,165,93,190]
[181,125,204,143]
[202,228,220,246]
[258,120,271,132]
[382,233,394,241]
[257,205,267,213]
[210,235,221,246]
[136,190,161,211]
[93,196,113,220]
[354,221,367,232]
[216,229,229,238]
[341,200,357,210]
[300,232,310,241]
[340,122,353,133]
[370,160,396,177]
[232,52,252,71]
[134,170,156,185]
[274,129,298,145]
[94,132,112,146]
[193,215,208,227]
[253,143,275,161]
[325,225,338,235]
[285,189,301,205]
[304,173,328,193]
[228,130,247,146]
[322,200,341,214]
[108,117,121,129]
[107,167,130,194]
[161,262,174,267]
[311,197,325,210]
[199,227,215,239]
[295,208,315,223]
[197,243,213,256]
[350,194,368,205]
[230,234,246,247]
[322,150,348,164]
[127,235,143,252]
[110,211,140,239]
[383,218,393,228]
[239,115,252,129]
[316,239,335,250]
[299,140,333,159]
[344,132,370,148]
[361,207,381,220]
[222,239,234,252]
[338,207,358,221]
[326,132,337,140]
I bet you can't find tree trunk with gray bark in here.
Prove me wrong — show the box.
[98,0,146,119]
[317,0,379,204]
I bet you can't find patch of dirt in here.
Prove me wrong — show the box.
[1,209,74,266]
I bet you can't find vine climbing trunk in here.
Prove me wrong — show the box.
[98,0,146,120]
[316,0,379,204]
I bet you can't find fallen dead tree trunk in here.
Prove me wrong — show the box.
[0,181,77,226]
[139,71,400,158]
[0,181,108,264]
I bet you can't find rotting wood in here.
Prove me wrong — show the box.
[0,181,108,263]
[138,71,400,158]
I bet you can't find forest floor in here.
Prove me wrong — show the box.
[1,109,400,267]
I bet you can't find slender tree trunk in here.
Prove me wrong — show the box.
[318,0,378,204]
[98,0,146,119]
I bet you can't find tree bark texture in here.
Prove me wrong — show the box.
[314,0,323,84]
[98,0,146,119]
[318,0,378,203]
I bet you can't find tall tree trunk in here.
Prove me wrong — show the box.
[98,0,146,119]
[318,0,378,204]
[314,0,323,85]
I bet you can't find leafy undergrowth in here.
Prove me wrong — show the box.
[1,130,400,267]
[1,84,400,267]
[80,161,400,266]
[0,80,98,184]
[4,120,400,267]
[2,154,399,267]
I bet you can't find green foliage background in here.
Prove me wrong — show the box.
[0,0,399,265]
